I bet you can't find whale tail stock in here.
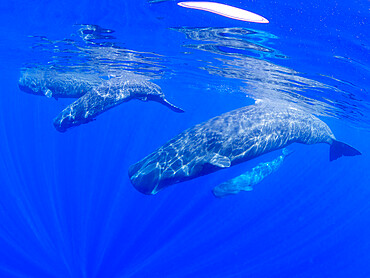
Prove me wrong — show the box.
[330,140,361,161]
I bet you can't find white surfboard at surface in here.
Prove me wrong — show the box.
[177,1,269,23]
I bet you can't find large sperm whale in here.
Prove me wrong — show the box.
[18,68,184,132]
[129,101,361,195]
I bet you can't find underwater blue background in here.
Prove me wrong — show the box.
[0,0,369,277]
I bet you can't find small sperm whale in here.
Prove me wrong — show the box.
[129,101,361,195]
[18,68,184,132]
[212,148,293,198]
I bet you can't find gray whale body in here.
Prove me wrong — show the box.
[18,68,184,132]
[129,102,361,195]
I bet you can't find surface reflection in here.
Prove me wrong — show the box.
[174,26,370,127]
[27,24,168,79]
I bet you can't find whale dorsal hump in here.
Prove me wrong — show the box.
[208,153,231,168]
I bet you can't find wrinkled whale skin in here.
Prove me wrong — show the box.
[18,69,97,99]
[53,78,164,132]
[129,102,360,195]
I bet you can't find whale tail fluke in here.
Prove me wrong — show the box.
[330,140,361,161]
[161,98,185,113]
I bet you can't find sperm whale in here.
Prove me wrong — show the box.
[129,101,361,195]
[18,68,184,132]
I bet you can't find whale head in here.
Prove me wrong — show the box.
[128,150,186,195]
[128,160,162,195]
[18,69,49,96]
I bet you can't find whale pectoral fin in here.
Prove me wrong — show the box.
[330,140,361,161]
[208,153,231,168]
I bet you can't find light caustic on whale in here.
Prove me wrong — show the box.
[18,68,184,132]
[129,101,361,195]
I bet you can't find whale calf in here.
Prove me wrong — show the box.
[212,148,293,198]
[129,102,361,195]
[18,68,184,132]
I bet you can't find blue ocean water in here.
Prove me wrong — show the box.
[0,0,369,277]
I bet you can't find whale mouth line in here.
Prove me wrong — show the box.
[18,83,39,95]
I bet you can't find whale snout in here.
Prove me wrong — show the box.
[18,84,34,95]
[53,107,96,132]
[18,73,45,96]
[53,106,79,132]
[128,161,161,195]
[18,77,37,95]
[53,109,76,132]
[53,115,69,133]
